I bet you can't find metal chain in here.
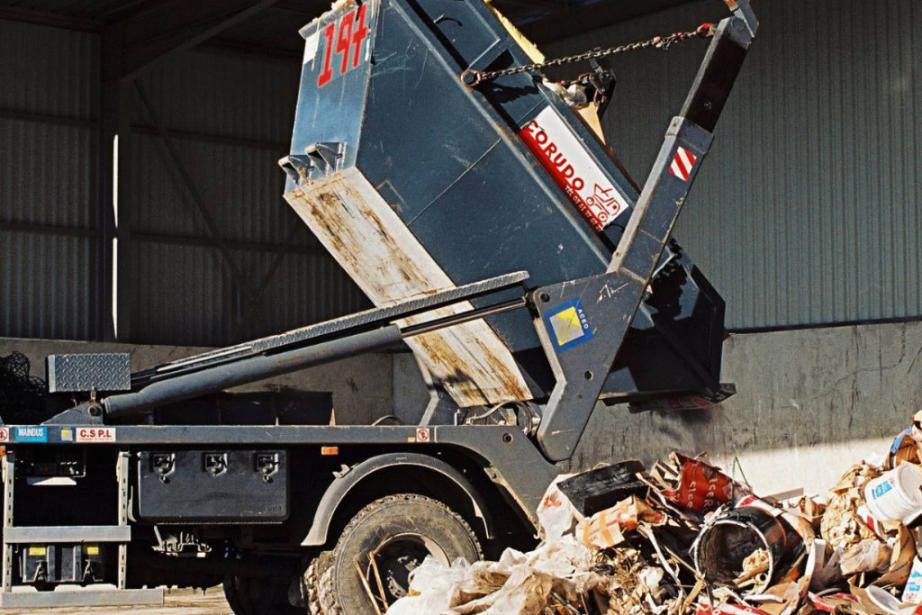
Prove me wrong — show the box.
[462,23,716,86]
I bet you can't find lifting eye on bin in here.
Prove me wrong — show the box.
[304,142,345,173]
[279,141,345,183]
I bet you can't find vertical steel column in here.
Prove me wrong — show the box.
[2,452,15,592]
[116,451,129,590]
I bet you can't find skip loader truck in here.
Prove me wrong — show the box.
[0,0,757,612]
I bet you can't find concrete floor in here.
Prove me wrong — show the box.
[0,588,233,615]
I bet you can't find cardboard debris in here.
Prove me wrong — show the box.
[840,540,893,577]
[384,411,922,615]
[578,496,666,550]
[821,463,884,549]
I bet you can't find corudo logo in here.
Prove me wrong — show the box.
[523,119,586,193]
[518,106,627,232]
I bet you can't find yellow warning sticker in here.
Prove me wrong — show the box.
[85,545,100,556]
[27,546,46,557]
[544,299,593,352]
[550,307,584,347]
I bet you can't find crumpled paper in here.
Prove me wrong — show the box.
[820,463,883,549]
[384,558,473,615]
[389,487,593,615]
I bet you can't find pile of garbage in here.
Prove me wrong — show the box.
[388,412,922,614]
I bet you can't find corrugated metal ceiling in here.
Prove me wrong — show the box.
[2,0,150,20]
[0,0,696,50]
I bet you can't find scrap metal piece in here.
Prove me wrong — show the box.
[557,461,647,517]
[693,505,803,595]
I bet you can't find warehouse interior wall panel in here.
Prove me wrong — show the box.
[0,18,96,116]
[546,0,922,329]
[0,121,95,229]
[126,133,311,247]
[124,239,232,348]
[0,18,367,347]
[124,47,368,346]
[131,48,297,147]
[3,0,920,344]
[124,238,367,348]
[0,19,98,341]
[0,231,93,340]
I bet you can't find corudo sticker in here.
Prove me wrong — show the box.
[520,106,628,231]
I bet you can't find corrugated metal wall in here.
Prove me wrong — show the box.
[0,19,97,341]
[125,48,367,346]
[546,0,922,329]
[3,1,920,344]
[0,19,367,347]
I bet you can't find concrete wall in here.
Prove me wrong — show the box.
[392,352,430,425]
[389,320,922,498]
[571,320,922,497]
[0,337,393,425]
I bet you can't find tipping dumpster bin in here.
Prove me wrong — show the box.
[281,0,726,409]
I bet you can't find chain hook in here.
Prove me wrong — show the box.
[460,69,484,87]
[696,22,717,38]
[462,21,716,85]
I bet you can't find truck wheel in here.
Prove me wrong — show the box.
[311,494,482,615]
[223,574,302,615]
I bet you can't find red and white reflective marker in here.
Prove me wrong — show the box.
[0,428,9,443]
[669,146,698,182]
[416,427,431,443]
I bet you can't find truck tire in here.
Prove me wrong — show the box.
[308,494,482,615]
[223,574,302,615]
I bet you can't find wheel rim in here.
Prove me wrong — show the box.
[365,532,448,604]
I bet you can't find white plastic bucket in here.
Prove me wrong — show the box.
[864,464,922,525]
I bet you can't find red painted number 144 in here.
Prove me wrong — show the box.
[317,5,370,88]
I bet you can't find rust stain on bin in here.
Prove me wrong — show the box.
[284,168,532,407]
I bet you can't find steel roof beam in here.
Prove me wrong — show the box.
[0,6,100,31]
[110,0,284,81]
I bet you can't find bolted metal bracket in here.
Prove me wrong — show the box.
[42,402,106,426]
[279,142,346,183]
[724,0,758,36]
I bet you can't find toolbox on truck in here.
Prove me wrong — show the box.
[282,0,726,410]
[136,450,288,523]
